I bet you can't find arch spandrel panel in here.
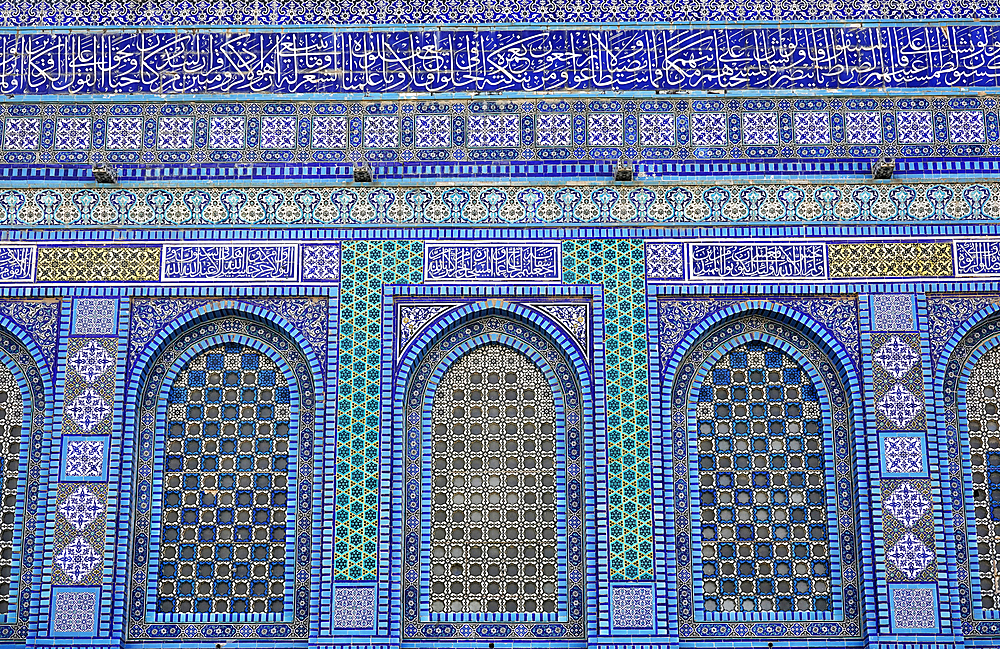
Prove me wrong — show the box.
[400,315,586,641]
[668,313,862,637]
[127,316,315,638]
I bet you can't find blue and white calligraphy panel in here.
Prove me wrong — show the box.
[687,242,828,281]
[0,29,998,96]
[424,243,562,282]
[955,240,1000,276]
[0,246,34,282]
[162,244,298,282]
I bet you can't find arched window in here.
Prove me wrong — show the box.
[694,341,833,614]
[128,316,315,630]
[965,344,1000,608]
[0,361,23,612]
[400,315,586,640]
[156,342,291,616]
[428,344,558,615]
[666,311,860,633]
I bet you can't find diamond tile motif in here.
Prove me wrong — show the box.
[896,111,934,143]
[52,590,97,633]
[105,117,143,150]
[55,538,102,583]
[333,586,376,630]
[690,113,726,146]
[883,436,924,474]
[260,115,297,149]
[892,587,937,630]
[612,585,654,629]
[877,384,922,429]
[208,116,245,149]
[55,118,91,150]
[313,116,348,149]
[950,110,986,143]
[887,532,934,579]
[467,114,520,148]
[537,114,573,147]
[363,115,399,149]
[846,111,882,144]
[742,112,778,145]
[157,116,194,150]
[874,335,919,379]
[794,112,830,144]
[414,114,451,148]
[65,388,111,433]
[69,339,114,383]
[884,482,930,527]
[639,113,675,146]
[64,440,106,478]
[59,486,102,532]
[4,118,40,150]
[588,113,624,146]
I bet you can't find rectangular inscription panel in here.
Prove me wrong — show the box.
[424,243,561,282]
[163,244,298,282]
[956,240,1000,276]
[0,246,34,282]
[688,243,827,280]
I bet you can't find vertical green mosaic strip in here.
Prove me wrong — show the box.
[336,241,423,580]
[562,240,653,580]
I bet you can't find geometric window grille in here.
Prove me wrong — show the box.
[428,344,559,615]
[694,341,834,614]
[965,344,1000,609]
[155,342,291,616]
[0,362,20,614]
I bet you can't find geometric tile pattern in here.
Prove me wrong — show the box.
[55,537,102,583]
[891,586,937,630]
[877,384,923,430]
[612,584,654,629]
[68,339,114,384]
[829,243,954,279]
[58,485,103,532]
[873,335,919,379]
[36,247,160,282]
[301,245,341,282]
[333,585,376,630]
[694,341,832,614]
[51,589,98,634]
[3,183,1000,228]
[63,440,106,479]
[966,343,1000,608]
[64,389,111,433]
[427,345,559,615]
[563,240,652,580]
[3,98,995,167]
[0,361,21,614]
[645,243,684,280]
[870,294,916,332]
[72,298,119,336]
[335,241,423,580]
[157,343,291,615]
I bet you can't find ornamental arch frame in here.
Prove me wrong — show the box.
[384,298,603,644]
[653,300,873,639]
[116,300,322,638]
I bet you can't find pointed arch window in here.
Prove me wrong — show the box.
[128,318,315,631]
[400,316,586,640]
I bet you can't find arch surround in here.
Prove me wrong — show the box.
[654,302,869,639]
[386,299,601,645]
[118,304,318,639]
